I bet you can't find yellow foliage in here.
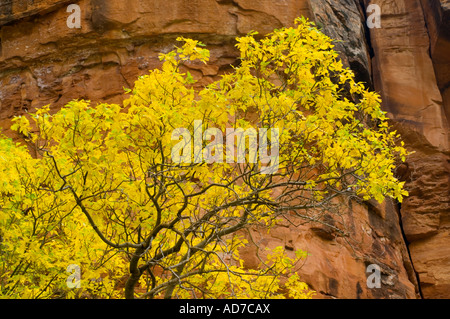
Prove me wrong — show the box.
[0,18,409,299]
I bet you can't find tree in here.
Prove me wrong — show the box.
[0,18,408,299]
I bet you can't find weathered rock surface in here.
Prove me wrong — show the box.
[0,0,449,299]
[362,0,450,299]
[0,0,310,137]
[390,122,450,299]
[241,198,418,299]
[364,0,448,151]
[309,0,373,86]
[0,0,73,26]
[421,0,450,146]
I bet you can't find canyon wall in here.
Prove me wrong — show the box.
[0,0,448,298]
[363,0,450,299]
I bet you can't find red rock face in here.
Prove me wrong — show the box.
[421,0,450,137]
[0,0,310,137]
[0,0,448,299]
[0,0,74,26]
[366,0,448,150]
[363,0,450,299]
[240,197,418,299]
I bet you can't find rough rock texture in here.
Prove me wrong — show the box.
[0,0,310,137]
[421,0,450,140]
[0,0,73,26]
[0,0,448,299]
[240,197,418,299]
[363,0,450,299]
[308,0,373,86]
[365,0,448,151]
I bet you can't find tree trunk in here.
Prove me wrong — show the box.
[124,247,145,299]
[124,270,141,299]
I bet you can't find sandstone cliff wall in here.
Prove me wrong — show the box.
[0,0,448,299]
[363,0,450,299]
